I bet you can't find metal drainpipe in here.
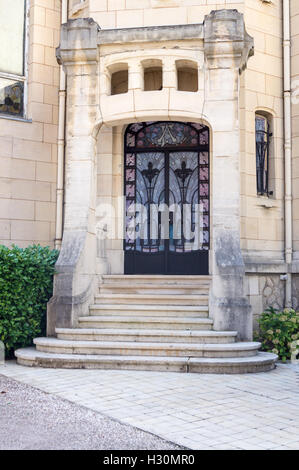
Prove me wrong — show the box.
[55,0,68,250]
[283,0,293,307]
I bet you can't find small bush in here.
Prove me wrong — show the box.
[0,244,59,358]
[256,307,299,361]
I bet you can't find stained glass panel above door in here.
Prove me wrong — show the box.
[126,121,209,149]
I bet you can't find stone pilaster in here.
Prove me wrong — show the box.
[204,10,254,340]
[47,18,100,334]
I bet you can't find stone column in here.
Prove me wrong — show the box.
[203,10,254,340]
[47,18,100,334]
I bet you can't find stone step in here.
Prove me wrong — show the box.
[99,283,209,295]
[33,337,261,358]
[56,328,237,344]
[89,304,209,318]
[101,275,211,286]
[95,293,209,306]
[78,315,214,330]
[15,348,278,374]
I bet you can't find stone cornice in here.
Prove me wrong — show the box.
[56,9,254,73]
[97,23,204,45]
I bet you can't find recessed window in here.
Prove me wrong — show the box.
[176,60,198,92]
[255,113,273,196]
[111,66,128,95]
[0,0,27,117]
[143,60,163,91]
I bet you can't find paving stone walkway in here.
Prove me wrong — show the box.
[0,374,181,450]
[1,361,299,450]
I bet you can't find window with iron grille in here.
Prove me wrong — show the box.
[255,114,272,196]
[0,0,28,118]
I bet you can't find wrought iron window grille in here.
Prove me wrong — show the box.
[255,115,273,196]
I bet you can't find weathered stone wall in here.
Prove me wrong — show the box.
[47,17,100,334]
[261,275,286,311]
[246,273,286,331]
[0,0,61,248]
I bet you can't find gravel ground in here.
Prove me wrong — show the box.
[0,375,183,450]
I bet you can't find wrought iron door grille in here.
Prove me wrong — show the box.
[124,122,210,254]
[124,122,210,274]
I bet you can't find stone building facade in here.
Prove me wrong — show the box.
[1,0,298,371]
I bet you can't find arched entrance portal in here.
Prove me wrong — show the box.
[124,121,210,275]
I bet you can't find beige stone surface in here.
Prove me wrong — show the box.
[0,0,60,247]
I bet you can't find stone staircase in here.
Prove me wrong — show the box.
[15,275,277,373]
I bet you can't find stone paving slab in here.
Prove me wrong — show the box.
[0,361,298,450]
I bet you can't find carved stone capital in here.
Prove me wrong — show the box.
[56,17,100,69]
[203,9,254,72]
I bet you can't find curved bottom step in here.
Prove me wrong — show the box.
[15,348,278,374]
[33,337,261,358]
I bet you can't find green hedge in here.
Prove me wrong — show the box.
[256,307,299,361]
[0,245,59,358]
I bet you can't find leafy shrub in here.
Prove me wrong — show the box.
[0,245,59,358]
[256,307,299,361]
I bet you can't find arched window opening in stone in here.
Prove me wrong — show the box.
[255,112,274,197]
[110,64,129,95]
[176,60,198,92]
[142,59,163,91]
